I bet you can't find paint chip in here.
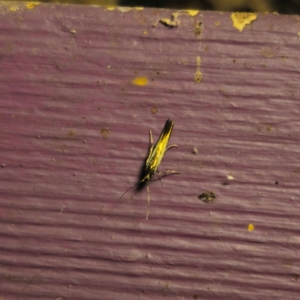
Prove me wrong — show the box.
[9,5,19,12]
[194,56,202,83]
[100,128,110,139]
[194,22,203,36]
[198,191,216,204]
[231,12,257,32]
[26,2,40,9]
[151,105,158,114]
[185,10,199,17]
[117,7,132,12]
[160,12,180,27]
[194,70,202,83]
[106,5,116,10]
[261,48,274,58]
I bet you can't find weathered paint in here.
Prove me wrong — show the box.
[0,3,300,300]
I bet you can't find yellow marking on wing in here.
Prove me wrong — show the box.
[148,138,169,171]
[147,121,173,172]
[121,119,177,206]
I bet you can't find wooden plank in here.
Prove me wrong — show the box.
[0,3,300,299]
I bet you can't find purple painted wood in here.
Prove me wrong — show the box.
[1,3,300,299]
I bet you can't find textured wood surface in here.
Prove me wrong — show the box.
[1,2,300,299]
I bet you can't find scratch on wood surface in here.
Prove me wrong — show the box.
[16,269,46,300]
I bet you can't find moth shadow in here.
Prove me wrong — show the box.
[136,153,178,192]
[136,153,149,192]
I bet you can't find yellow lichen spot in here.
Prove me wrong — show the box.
[185,10,199,17]
[298,32,300,37]
[214,21,220,26]
[227,175,234,180]
[106,5,116,10]
[135,7,144,10]
[248,224,255,231]
[132,76,148,86]
[231,12,257,32]
[25,2,40,9]
[143,30,147,35]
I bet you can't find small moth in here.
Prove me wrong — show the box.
[119,119,179,219]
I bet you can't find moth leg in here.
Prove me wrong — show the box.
[152,170,180,184]
[165,170,180,174]
[146,183,150,220]
[157,170,180,177]
[152,172,162,182]
[165,144,177,153]
[149,129,154,145]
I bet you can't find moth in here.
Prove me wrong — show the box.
[119,119,179,219]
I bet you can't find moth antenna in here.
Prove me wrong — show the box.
[118,182,140,200]
[16,268,46,300]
